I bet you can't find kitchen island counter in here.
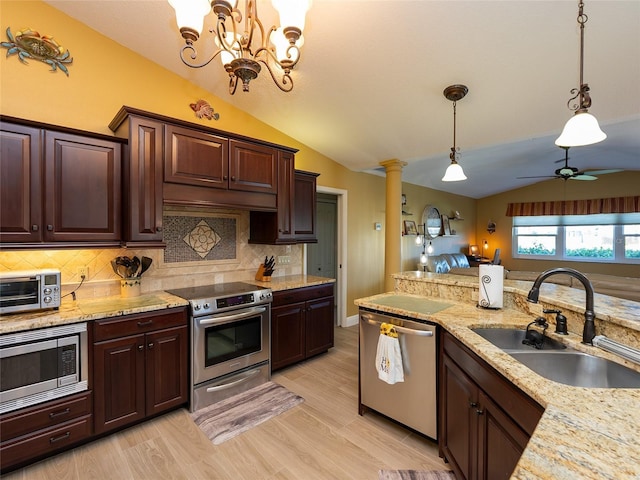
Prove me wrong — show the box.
[355,275,640,479]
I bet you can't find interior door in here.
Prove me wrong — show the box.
[307,193,337,322]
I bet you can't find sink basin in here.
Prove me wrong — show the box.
[509,351,640,388]
[472,328,567,351]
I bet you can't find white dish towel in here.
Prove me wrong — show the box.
[375,323,404,384]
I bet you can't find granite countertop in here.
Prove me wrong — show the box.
[0,275,335,335]
[355,290,640,479]
[0,291,189,335]
[253,274,335,292]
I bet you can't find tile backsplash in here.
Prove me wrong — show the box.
[0,209,302,300]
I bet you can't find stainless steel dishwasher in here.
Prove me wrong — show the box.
[359,309,437,439]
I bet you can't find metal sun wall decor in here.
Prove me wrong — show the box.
[190,99,220,121]
[1,27,72,76]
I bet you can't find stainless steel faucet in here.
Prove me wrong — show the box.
[526,268,596,344]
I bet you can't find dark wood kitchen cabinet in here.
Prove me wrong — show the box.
[0,391,93,472]
[271,283,334,371]
[92,307,188,435]
[0,117,123,247]
[249,167,319,244]
[110,106,288,212]
[439,330,543,480]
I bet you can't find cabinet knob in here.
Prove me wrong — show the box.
[138,344,144,351]
[230,176,236,181]
[47,224,54,231]
[469,402,478,408]
[156,226,163,232]
[32,224,39,231]
[148,342,154,349]
[476,409,484,415]
[223,175,228,180]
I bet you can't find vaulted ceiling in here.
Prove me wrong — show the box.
[45,0,640,199]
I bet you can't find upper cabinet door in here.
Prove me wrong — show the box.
[44,131,122,242]
[164,125,228,189]
[0,123,43,243]
[126,116,164,245]
[229,140,277,194]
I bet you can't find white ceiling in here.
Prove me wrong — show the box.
[45,0,640,199]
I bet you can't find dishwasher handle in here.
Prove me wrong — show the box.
[362,314,434,337]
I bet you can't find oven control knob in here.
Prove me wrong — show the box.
[44,287,52,295]
[43,296,52,304]
[203,303,210,310]
[194,304,201,311]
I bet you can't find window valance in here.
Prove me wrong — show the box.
[505,196,640,217]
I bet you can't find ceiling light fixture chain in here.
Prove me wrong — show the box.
[169,0,311,95]
[555,0,606,147]
[566,1,591,113]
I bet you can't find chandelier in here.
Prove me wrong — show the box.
[555,0,606,147]
[168,0,312,94]
[442,84,468,182]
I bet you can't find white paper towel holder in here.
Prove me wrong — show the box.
[478,265,504,309]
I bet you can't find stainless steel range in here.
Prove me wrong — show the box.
[166,282,272,412]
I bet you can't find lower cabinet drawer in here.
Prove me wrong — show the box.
[0,391,92,442]
[1,415,92,471]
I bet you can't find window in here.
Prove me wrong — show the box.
[513,214,640,264]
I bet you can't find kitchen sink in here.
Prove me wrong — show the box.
[472,328,567,351]
[471,327,640,388]
[509,351,640,388]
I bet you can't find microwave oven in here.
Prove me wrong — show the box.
[0,322,88,414]
[0,269,61,315]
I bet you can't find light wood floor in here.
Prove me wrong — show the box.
[3,326,450,479]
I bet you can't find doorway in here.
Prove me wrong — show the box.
[305,187,347,327]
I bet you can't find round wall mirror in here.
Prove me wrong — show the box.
[422,205,442,239]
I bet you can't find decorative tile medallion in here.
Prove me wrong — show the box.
[183,220,221,258]
[163,211,237,264]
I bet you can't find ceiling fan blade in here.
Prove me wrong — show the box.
[570,174,598,181]
[582,169,624,175]
[517,175,558,179]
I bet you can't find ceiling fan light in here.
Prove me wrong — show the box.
[555,111,607,147]
[442,161,467,182]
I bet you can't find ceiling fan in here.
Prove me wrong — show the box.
[518,147,623,181]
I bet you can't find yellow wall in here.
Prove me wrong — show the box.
[0,1,475,318]
[477,172,640,278]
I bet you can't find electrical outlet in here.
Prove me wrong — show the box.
[278,256,291,265]
[78,266,89,279]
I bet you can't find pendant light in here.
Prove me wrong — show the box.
[442,84,468,182]
[555,1,606,147]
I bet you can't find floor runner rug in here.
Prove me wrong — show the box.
[191,381,304,445]
[378,470,456,480]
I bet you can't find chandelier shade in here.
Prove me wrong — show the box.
[168,0,312,94]
[555,0,606,147]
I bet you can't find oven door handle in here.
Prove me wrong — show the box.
[198,306,267,326]
[205,368,261,393]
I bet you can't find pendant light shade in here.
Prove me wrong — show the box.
[442,160,467,182]
[555,1,606,147]
[555,111,607,147]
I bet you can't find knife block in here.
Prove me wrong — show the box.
[254,264,272,282]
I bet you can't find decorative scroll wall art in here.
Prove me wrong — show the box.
[1,27,72,75]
